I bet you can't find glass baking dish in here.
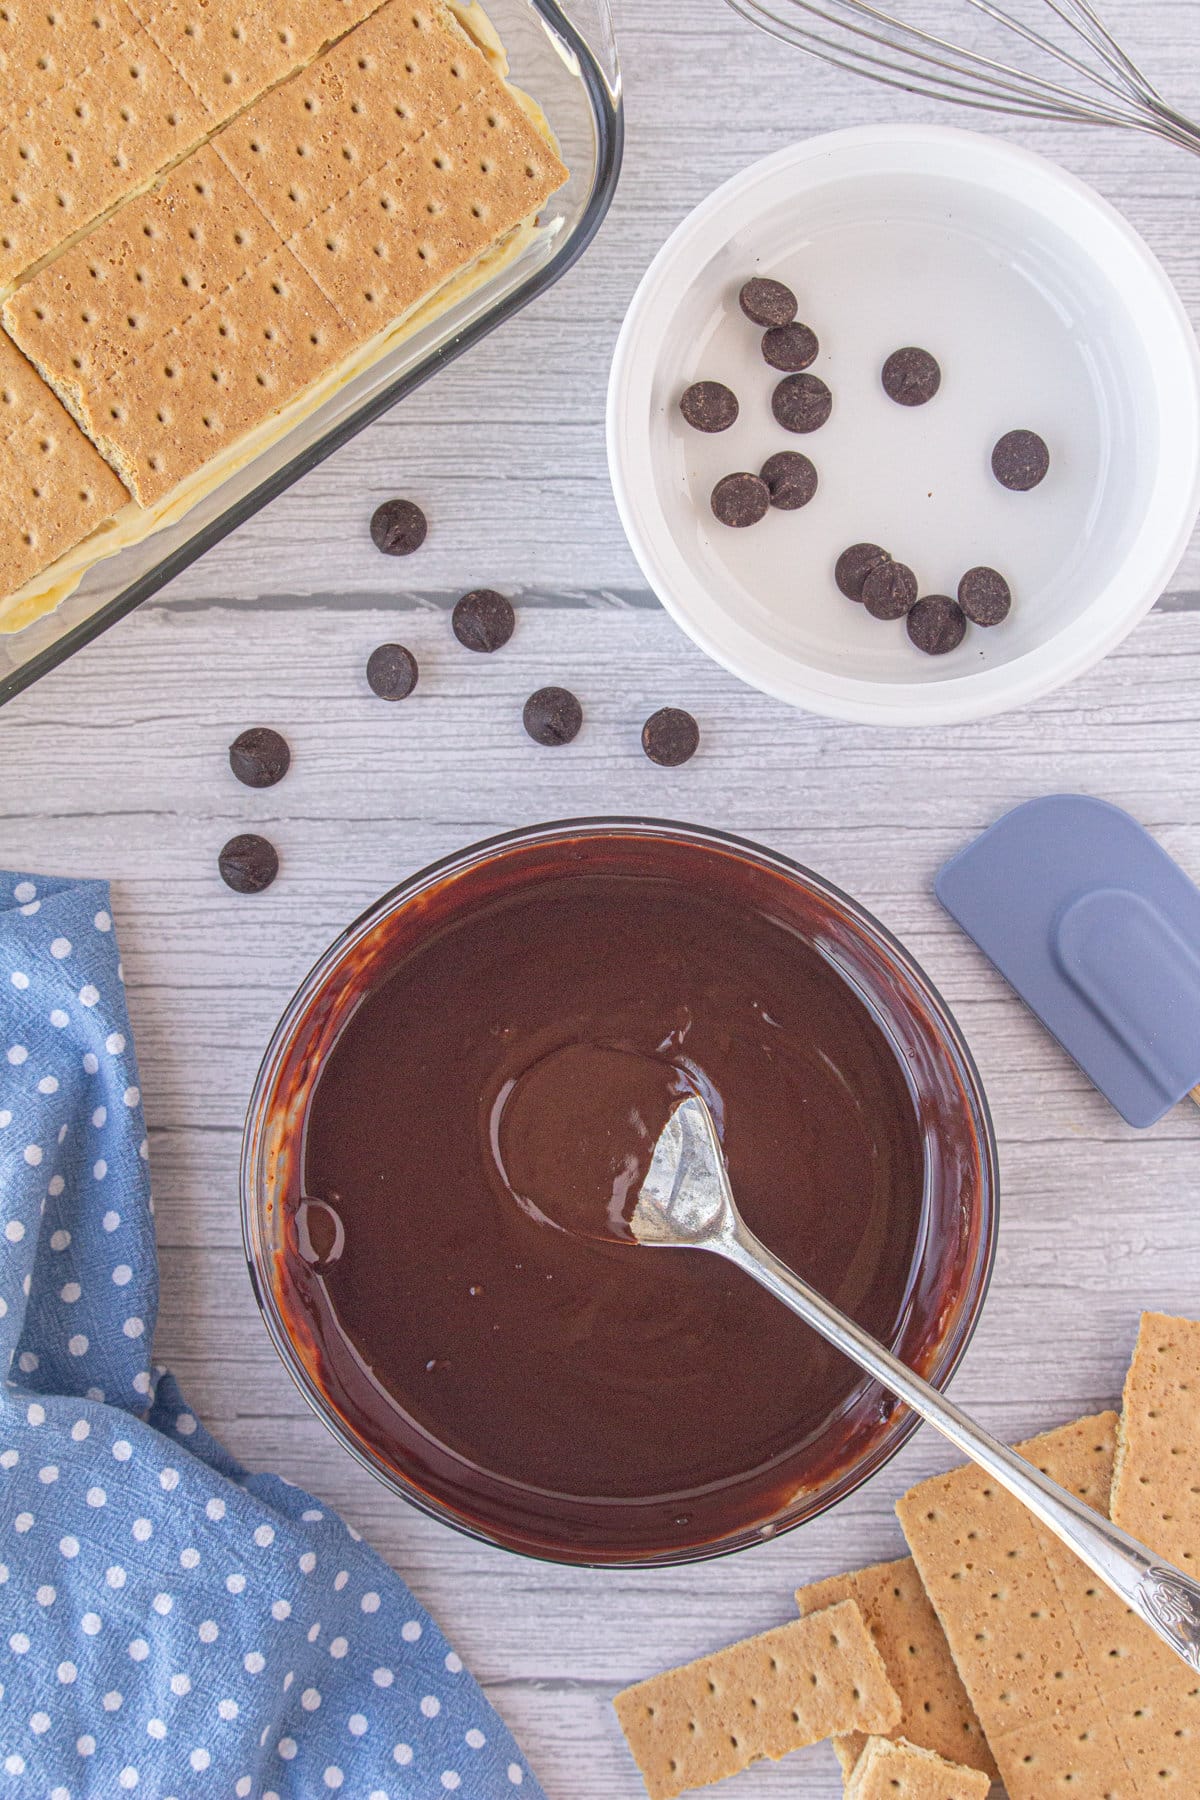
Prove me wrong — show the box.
[0,0,621,708]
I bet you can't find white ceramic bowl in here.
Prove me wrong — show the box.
[607,126,1200,725]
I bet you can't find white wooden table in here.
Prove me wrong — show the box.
[6,3,1200,1793]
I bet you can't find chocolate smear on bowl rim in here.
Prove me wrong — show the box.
[991,429,1049,491]
[738,277,797,328]
[958,566,1011,627]
[218,833,279,895]
[761,322,819,373]
[452,589,515,653]
[760,451,817,511]
[369,497,427,556]
[711,471,770,528]
[642,707,700,767]
[863,559,918,621]
[523,686,583,746]
[229,726,290,789]
[772,373,832,435]
[908,594,968,655]
[835,542,891,602]
[679,381,739,433]
[881,347,941,407]
[366,643,419,701]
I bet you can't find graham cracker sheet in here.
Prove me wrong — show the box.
[1110,1312,1200,1564]
[844,1735,992,1800]
[897,1409,1200,1798]
[795,1557,997,1782]
[0,0,207,291]
[613,1600,902,1800]
[0,331,128,595]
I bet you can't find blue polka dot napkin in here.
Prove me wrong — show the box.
[0,872,546,1799]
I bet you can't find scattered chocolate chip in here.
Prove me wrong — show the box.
[881,346,941,406]
[761,322,818,373]
[369,497,427,556]
[366,642,419,700]
[862,559,918,620]
[228,726,290,789]
[452,588,515,652]
[523,686,582,746]
[218,832,279,894]
[760,451,817,511]
[739,277,797,328]
[991,429,1049,491]
[679,381,739,433]
[907,594,967,655]
[835,542,891,602]
[771,373,832,435]
[711,471,770,528]
[642,706,700,766]
[957,565,1012,627]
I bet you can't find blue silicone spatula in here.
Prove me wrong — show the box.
[936,795,1200,1129]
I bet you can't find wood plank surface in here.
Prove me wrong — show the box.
[6,1,1200,1794]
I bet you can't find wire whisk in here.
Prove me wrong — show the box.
[724,0,1200,156]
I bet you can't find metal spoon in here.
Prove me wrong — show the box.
[634,1093,1200,1673]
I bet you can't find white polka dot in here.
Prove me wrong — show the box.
[152,1594,173,1616]
[329,1636,348,1659]
[444,1652,463,1674]
[373,1668,394,1688]
[131,1517,152,1541]
[159,1467,178,1490]
[77,1735,96,1758]
[36,1583,55,1605]
[81,1614,100,1636]
[51,1230,71,1252]
[124,1086,140,1108]
[218,1699,238,1722]
[49,937,71,959]
[18,901,38,915]
[8,1633,29,1654]
[277,1739,297,1762]
[180,1547,200,1569]
[253,1524,275,1548]
[92,1106,108,1128]
[86,1386,104,1402]
[394,1744,413,1766]
[205,1497,225,1522]
[3,1755,25,1776]
[508,1765,524,1785]
[95,911,112,933]
[465,1729,486,1749]
[58,1662,77,1685]
[103,1210,120,1232]
[37,1076,58,1095]
[4,1221,24,1243]
[106,1566,126,1588]
[0,1109,9,1128]
[112,1264,133,1287]
[441,1773,461,1791]
[60,1281,81,1303]
[301,1508,324,1522]
[301,1687,322,1712]
[146,1720,166,1742]
[175,1410,196,1434]
[48,1177,65,1198]
[226,1573,246,1594]
[349,1714,368,1737]
[243,1652,265,1675]
[93,1159,108,1181]
[361,1590,381,1613]
[6,1045,26,1065]
[86,1486,105,1508]
[105,1032,125,1055]
[79,985,99,1008]
[118,1767,137,1788]
[8,972,27,991]
[401,1620,422,1643]
[190,1749,210,1773]
[49,1009,69,1031]
[334,1570,349,1592]
[236,1782,251,1799]
[128,1639,149,1662]
[298,1551,316,1574]
[23,1143,41,1166]
[132,1370,150,1395]
[139,1138,149,1161]
[0,1555,8,1573]
[324,1768,344,1791]
[170,1674,191,1697]
[13,1513,32,1534]
[123,1317,144,1339]
[30,1713,50,1735]
[59,1536,79,1558]
[17,1351,37,1372]
[69,1336,89,1357]
[112,1439,132,1462]
[420,1696,441,1719]
[13,882,34,903]
[81,1052,98,1074]
[307,1624,320,1644]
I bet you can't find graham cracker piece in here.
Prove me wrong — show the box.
[0,0,207,291]
[1110,1312,1200,1566]
[0,332,128,595]
[844,1736,992,1800]
[613,1601,902,1800]
[897,1409,1200,1798]
[795,1558,997,1781]
[126,0,383,117]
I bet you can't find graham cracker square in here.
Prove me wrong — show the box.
[795,1557,997,1781]
[1111,1312,1200,1566]
[613,1601,902,1800]
[127,0,383,116]
[0,331,128,596]
[844,1735,992,1800]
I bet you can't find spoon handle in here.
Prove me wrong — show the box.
[721,1221,1200,1674]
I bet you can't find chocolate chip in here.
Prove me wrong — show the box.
[739,277,796,328]
[862,559,918,620]
[957,565,1011,627]
[881,347,941,406]
[760,451,817,511]
[523,686,582,746]
[452,588,515,652]
[992,429,1049,491]
[642,707,699,766]
[907,594,967,655]
[369,497,427,555]
[711,472,770,528]
[228,726,290,789]
[835,542,890,602]
[771,373,832,434]
[761,323,818,373]
[366,642,419,700]
[218,832,279,894]
[679,381,738,433]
